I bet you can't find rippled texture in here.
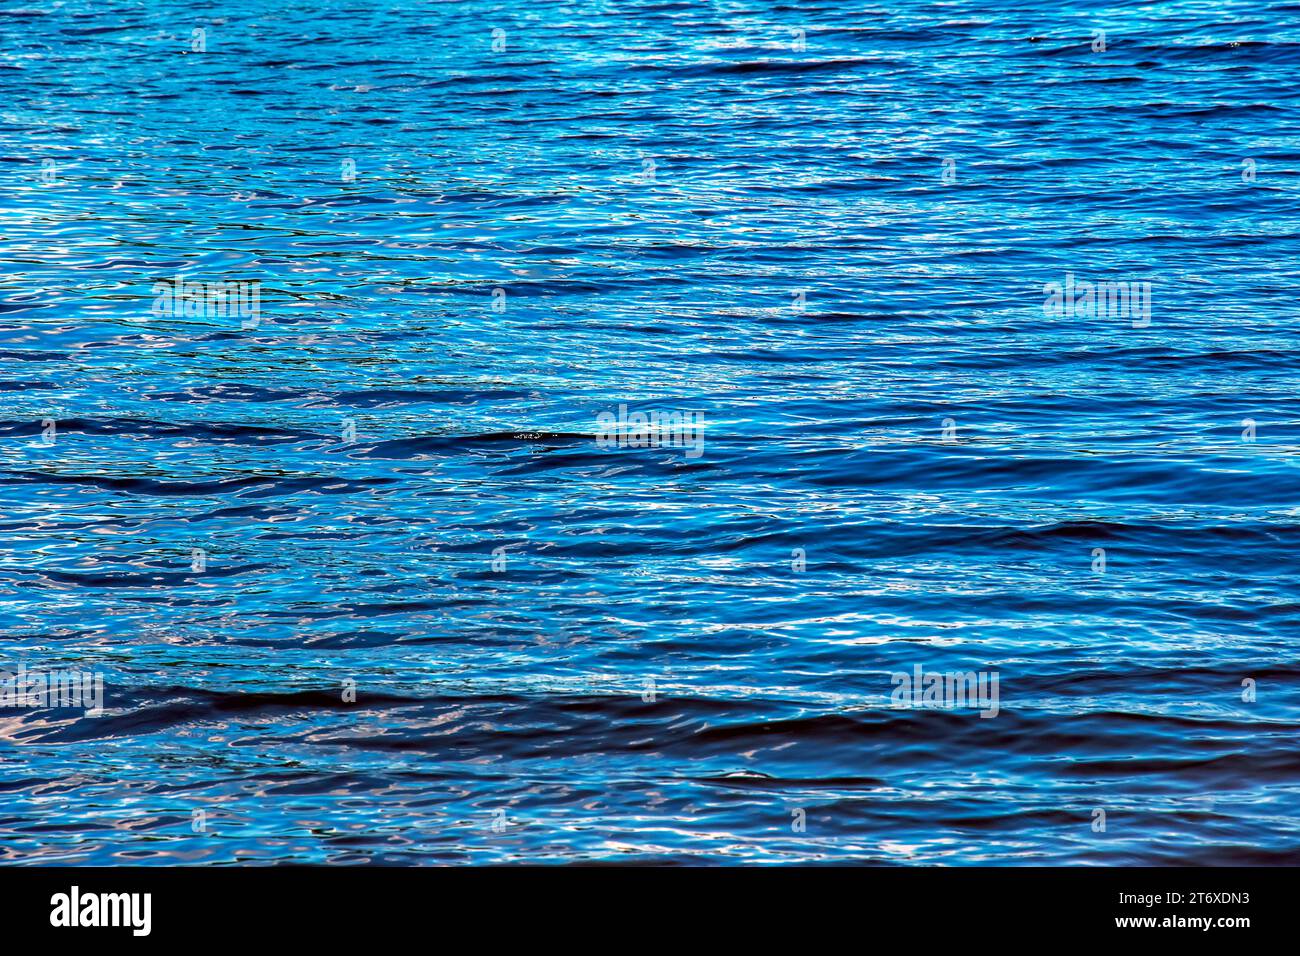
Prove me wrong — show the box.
[2,0,1299,865]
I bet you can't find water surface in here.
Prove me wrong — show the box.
[1,0,1298,864]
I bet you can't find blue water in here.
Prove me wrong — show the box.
[2,0,1299,865]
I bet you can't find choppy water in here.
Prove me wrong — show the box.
[2,0,1299,865]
